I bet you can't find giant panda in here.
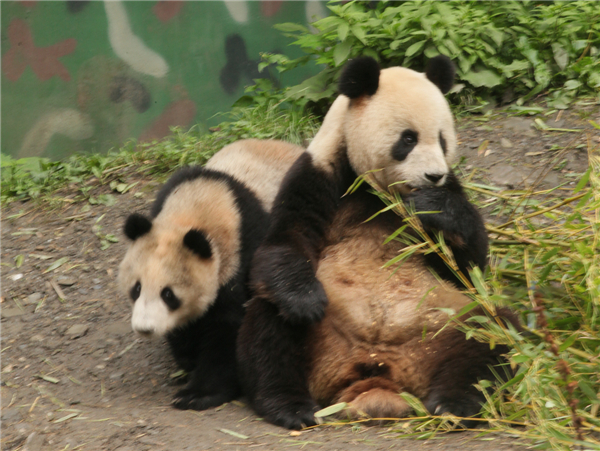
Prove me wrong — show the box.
[237,57,519,429]
[118,139,303,410]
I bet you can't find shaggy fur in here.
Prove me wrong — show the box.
[119,140,303,411]
[237,59,518,429]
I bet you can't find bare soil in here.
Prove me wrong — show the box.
[2,104,598,451]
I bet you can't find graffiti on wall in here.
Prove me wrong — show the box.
[1,1,326,159]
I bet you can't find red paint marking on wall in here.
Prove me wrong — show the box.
[153,1,184,23]
[18,1,37,8]
[261,1,283,17]
[2,19,77,82]
[139,99,197,143]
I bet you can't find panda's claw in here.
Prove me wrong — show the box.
[172,389,231,411]
[267,404,319,430]
[424,391,485,429]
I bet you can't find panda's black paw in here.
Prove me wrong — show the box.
[424,391,486,429]
[253,246,328,324]
[172,389,231,411]
[266,402,319,430]
[274,277,328,324]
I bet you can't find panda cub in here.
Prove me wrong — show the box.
[237,57,518,429]
[118,139,303,410]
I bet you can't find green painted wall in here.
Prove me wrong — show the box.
[1,1,324,160]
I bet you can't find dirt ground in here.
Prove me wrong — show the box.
[2,103,598,451]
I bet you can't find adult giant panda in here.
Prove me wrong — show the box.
[118,139,303,410]
[237,57,518,429]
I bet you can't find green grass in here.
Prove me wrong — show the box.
[1,101,319,206]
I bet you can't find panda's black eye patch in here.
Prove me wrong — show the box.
[161,287,181,311]
[392,130,419,162]
[130,281,141,302]
[439,131,447,155]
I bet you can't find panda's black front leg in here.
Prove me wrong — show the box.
[253,153,344,324]
[405,172,488,285]
[168,320,241,411]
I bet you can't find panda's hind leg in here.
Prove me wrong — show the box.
[237,297,319,430]
[422,308,518,428]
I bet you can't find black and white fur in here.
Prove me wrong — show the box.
[118,139,303,411]
[237,57,517,429]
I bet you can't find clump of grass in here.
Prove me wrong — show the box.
[1,101,319,206]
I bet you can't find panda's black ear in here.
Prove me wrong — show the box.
[183,229,212,259]
[124,213,152,241]
[339,56,380,99]
[425,55,455,94]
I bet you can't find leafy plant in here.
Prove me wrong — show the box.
[251,1,600,111]
[1,101,318,205]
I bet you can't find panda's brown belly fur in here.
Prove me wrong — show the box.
[307,220,471,408]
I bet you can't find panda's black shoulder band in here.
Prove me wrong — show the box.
[339,56,380,99]
[124,213,152,240]
[425,55,455,95]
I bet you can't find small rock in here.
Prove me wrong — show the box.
[1,308,26,319]
[488,164,526,188]
[93,285,102,290]
[46,412,55,422]
[105,322,132,336]
[24,432,45,451]
[1,408,22,422]
[110,371,124,380]
[57,277,76,287]
[65,324,89,339]
[8,273,23,281]
[30,334,45,342]
[503,117,534,133]
[25,293,43,305]
[500,138,513,148]
[92,278,101,284]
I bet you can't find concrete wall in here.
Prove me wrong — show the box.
[1,1,326,159]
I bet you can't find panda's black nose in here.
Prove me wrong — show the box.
[425,173,444,183]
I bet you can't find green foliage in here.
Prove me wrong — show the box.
[358,148,600,449]
[252,1,600,110]
[1,101,318,205]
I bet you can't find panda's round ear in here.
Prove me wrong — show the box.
[183,229,212,259]
[425,55,456,94]
[124,213,152,241]
[338,56,380,99]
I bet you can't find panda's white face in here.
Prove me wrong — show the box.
[118,177,242,337]
[343,67,456,193]
[118,227,220,337]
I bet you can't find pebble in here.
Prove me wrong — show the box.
[1,308,26,319]
[25,293,43,305]
[57,277,76,286]
[46,412,55,422]
[1,408,21,422]
[503,117,534,133]
[105,322,132,336]
[24,432,45,451]
[110,371,124,380]
[65,324,89,339]
[488,164,526,188]
[500,138,513,148]
[93,285,103,290]
[92,278,102,284]
[8,273,23,281]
